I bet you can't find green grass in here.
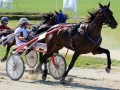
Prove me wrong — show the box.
[65,55,120,68]
[8,20,40,28]
[0,0,119,19]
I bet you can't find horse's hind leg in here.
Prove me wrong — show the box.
[1,45,11,62]
[92,47,111,73]
[60,52,80,84]
[34,41,57,74]
[41,51,55,81]
[42,44,63,81]
[39,52,43,62]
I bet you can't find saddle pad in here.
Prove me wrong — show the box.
[38,32,47,40]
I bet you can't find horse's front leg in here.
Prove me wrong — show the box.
[92,47,111,73]
[40,51,55,81]
[1,45,11,62]
[60,52,80,84]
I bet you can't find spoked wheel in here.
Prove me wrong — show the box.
[26,50,38,68]
[6,54,25,81]
[48,53,67,80]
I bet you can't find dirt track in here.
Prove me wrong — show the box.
[0,49,120,90]
[0,62,120,90]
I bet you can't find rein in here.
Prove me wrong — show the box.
[84,29,102,45]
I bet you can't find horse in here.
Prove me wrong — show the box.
[0,10,67,62]
[34,10,66,35]
[36,2,118,83]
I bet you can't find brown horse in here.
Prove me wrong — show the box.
[36,2,118,83]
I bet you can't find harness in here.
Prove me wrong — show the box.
[84,29,102,45]
[70,23,102,50]
[69,24,80,50]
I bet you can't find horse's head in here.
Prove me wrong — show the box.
[42,10,66,26]
[42,13,55,24]
[98,2,118,29]
[55,10,66,24]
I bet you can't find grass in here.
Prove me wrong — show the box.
[0,0,119,19]
[8,20,40,28]
[65,55,120,68]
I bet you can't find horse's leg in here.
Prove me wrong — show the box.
[42,44,63,80]
[34,53,44,74]
[34,52,43,73]
[92,47,111,73]
[39,52,43,62]
[34,43,57,74]
[1,45,11,62]
[36,39,45,69]
[41,51,55,81]
[60,52,80,84]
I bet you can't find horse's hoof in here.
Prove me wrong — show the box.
[60,78,65,84]
[29,70,34,75]
[42,74,47,81]
[1,58,6,63]
[68,78,73,83]
[105,67,111,73]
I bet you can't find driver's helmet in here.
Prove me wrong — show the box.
[1,17,9,24]
[18,18,30,26]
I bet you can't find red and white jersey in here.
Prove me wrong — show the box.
[0,24,10,31]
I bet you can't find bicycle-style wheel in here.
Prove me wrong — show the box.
[26,50,38,68]
[48,53,67,80]
[6,54,25,81]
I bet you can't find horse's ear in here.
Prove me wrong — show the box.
[59,10,62,13]
[99,2,103,8]
[107,1,110,8]
[54,10,58,14]
[88,11,93,17]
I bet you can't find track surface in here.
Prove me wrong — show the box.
[0,62,120,90]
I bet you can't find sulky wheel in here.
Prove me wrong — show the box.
[6,54,25,81]
[48,53,67,80]
[26,50,38,68]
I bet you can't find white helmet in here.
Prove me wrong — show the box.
[18,18,30,26]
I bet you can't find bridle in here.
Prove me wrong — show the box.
[99,7,112,27]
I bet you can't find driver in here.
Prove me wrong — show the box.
[14,17,47,50]
[14,18,32,47]
[0,17,11,44]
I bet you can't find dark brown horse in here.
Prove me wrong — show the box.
[0,10,67,62]
[36,2,118,83]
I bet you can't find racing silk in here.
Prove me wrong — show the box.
[0,24,10,31]
[0,24,11,41]
[14,27,30,47]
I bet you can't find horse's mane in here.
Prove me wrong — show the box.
[42,12,54,20]
[42,12,55,24]
[83,9,98,23]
